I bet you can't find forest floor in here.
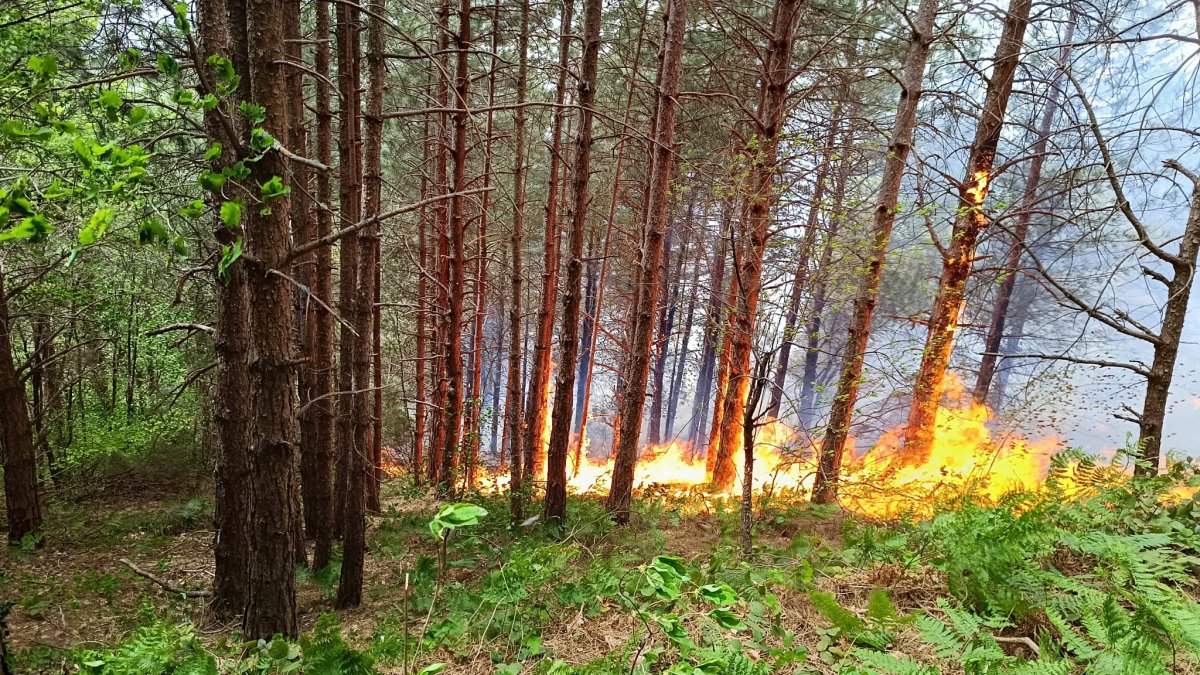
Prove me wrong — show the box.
[4,468,1200,674]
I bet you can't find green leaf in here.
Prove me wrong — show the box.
[220,200,243,229]
[417,664,446,675]
[171,88,195,106]
[699,583,737,607]
[172,235,188,258]
[80,208,115,245]
[217,237,243,282]
[96,90,123,110]
[199,170,227,192]
[239,101,266,124]
[129,106,149,124]
[138,218,168,246]
[172,2,190,33]
[156,53,180,76]
[205,142,223,162]
[708,608,746,631]
[27,54,58,81]
[260,175,291,201]
[428,503,488,538]
[0,214,54,243]
[250,127,275,153]
[180,200,206,218]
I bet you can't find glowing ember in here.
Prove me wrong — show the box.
[965,169,990,207]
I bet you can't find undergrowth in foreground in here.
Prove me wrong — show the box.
[7,456,1200,674]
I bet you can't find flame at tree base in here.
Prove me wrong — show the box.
[466,377,1195,519]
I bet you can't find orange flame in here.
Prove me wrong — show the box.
[470,374,1197,519]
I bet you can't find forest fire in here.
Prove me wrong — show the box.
[473,376,1082,520]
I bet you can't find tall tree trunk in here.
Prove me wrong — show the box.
[800,114,855,425]
[812,0,938,503]
[607,0,688,523]
[712,0,803,492]
[242,0,299,639]
[438,0,472,495]
[647,225,677,445]
[766,117,840,419]
[545,0,602,524]
[303,0,336,572]
[573,0,652,461]
[1137,174,1200,472]
[973,13,1074,405]
[202,0,250,614]
[465,1,499,490]
[522,0,575,482]
[903,0,1031,462]
[573,237,598,432]
[687,213,728,446]
[665,245,700,438]
[0,269,41,545]
[333,0,362,534]
[283,0,310,573]
[428,0,452,484]
[338,0,386,608]
[505,0,531,523]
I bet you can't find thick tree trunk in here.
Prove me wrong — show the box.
[812,0,938,503]
[522,0,575,482]
[573,242,598,432]
[973,14,1074,405]
[903,0,1032,462]
[544,0,602,525]
[505,0,530,523]
[201,0,250,615]
[428,0,452,484]
[712,0,803,492]
[465,2,499,490]
[242,0,299,639]
[607,0,687,523]
[0,269,41,546]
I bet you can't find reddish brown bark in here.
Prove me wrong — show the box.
[337,0,386,608]
[437,0,472,496]
[812,0,939,503]
[305,0,335,572]
[712,0,804,492]
[242,0,300,639]
[573,0,652,460]
[0,269,41,546]
[522,0,575,483]
[904,0,1032,462]
[973,14,1075,406]
[332,0,362,535]
[505,0,530,522]
[544,0,603,525]
[465,0,500,490]
[607,0,688,523]
[200,0,250,615]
